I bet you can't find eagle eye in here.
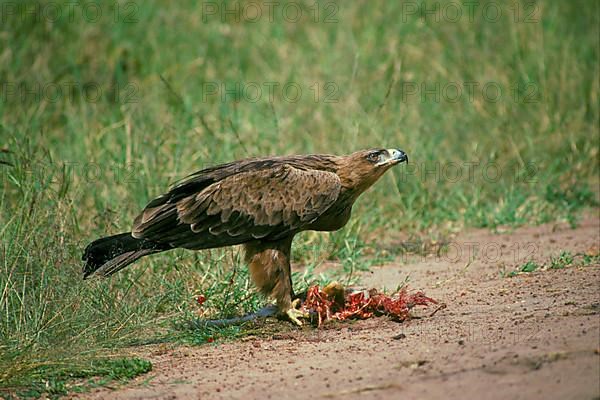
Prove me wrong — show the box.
[366,151,381,163]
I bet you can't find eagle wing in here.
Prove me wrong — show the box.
[132,164,341,248]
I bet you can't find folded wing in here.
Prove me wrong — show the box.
[131,164,341,249]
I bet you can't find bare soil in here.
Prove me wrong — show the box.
[76,215,600,400]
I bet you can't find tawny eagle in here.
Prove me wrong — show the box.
[83,148,408,324]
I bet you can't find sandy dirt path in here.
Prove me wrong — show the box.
[77,215,600,400]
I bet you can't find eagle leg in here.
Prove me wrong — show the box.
[244,237,308,325]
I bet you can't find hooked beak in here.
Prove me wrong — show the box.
[377,148,408,166]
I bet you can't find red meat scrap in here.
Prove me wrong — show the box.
[299,282,440,326]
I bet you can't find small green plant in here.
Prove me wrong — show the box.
[507,260,539,277]
[550,251,575,269]
[582,253,600,265]
[520,261,539,273]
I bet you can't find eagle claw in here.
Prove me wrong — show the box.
[284,299,308,326]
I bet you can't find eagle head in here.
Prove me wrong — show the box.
[336,148,408,193]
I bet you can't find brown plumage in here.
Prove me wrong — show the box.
[82,148,407,324]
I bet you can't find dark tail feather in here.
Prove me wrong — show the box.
[82,232,166,278]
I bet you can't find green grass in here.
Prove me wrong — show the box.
[549,250,575,269]
[1,0,599,396]
[5,358,151,399]
[505,250,599,277]
[507,260,540,277]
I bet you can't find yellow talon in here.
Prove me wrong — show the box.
[284,299,308,326]
[286,307,308,326]
[291,298,302,308]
